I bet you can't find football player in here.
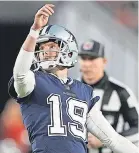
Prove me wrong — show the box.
[8,4,138,153]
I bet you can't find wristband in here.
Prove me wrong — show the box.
[29,28,40,39]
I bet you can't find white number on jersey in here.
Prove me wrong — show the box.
[47,94,88,140]
[47,94,67,136]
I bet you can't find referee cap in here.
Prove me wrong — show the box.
[79,39,105,58]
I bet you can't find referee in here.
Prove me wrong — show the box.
[78,39,138,153]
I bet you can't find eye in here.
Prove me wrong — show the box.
[50,45,56,49]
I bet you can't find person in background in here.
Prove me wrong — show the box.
[0,99,30,153]
[78,39,138,153]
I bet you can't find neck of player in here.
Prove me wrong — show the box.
[52,67,68,81]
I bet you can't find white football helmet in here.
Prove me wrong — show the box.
[32,25,79,71]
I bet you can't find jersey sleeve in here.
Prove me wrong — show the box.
[8,76,32,103]
[14,70,35,98]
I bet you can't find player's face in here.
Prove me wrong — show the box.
[79,55,107,80]
[38,41,59,61]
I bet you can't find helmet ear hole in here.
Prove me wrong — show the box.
[68,52,73,58]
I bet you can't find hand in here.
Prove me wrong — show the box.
[87,133,103,149]
[31,4,55,31]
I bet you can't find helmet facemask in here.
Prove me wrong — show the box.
[31,25,79,71]
[33,38,71,71]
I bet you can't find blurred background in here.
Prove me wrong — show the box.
[0,1,138,153]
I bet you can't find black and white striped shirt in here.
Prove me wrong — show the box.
[80,72,138,153]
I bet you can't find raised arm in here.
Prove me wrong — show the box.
[86,105,138,153]
[13,4,54,98]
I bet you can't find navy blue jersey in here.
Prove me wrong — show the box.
[8,71,97,153]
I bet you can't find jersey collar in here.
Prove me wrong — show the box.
[50,73,73,85]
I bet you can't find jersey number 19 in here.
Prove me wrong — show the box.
[47,94,88,141]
